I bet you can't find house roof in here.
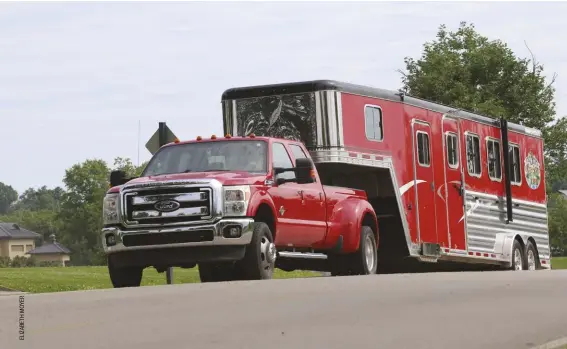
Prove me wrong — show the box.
[27,242,71,255]
[0,223,41,240]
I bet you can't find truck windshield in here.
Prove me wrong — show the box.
[142,140,268,176]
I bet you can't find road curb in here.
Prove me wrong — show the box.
[531,337,567,349]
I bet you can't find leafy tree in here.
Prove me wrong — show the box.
[13,186,65,212]
[0,182,18,214]
[58,159,111,265]
[548,193,567,256]
[400,22,556,128]
[113,157,148,178]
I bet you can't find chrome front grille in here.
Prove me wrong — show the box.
[122,186,213,227]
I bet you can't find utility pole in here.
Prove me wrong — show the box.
[158,122,174,285]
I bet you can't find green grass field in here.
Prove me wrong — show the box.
[0,266,318,293]
[1,257,566,294]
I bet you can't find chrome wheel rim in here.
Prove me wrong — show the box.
[527,249,536,271]
[260,236,276,273]
[364,234,376,272]
[514,248,523,271]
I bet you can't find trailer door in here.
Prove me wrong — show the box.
[442,117,466,251]
[411,120,437,244]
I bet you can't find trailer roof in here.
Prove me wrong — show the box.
[221,79,542,138]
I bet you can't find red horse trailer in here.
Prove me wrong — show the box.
[221,80,551,272]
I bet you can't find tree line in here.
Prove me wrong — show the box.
[0,22,566,265]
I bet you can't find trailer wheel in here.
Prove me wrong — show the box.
[330,226,378,276]
[198,262,237,283]
[525,240,539,271]
[235,222,276,280]
[107,255,143,288]
[510,239,526,271]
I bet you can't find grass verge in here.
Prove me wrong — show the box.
[0,266,318,293]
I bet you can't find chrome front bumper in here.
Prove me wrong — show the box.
[101,218,254,254]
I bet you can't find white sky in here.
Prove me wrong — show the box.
[2,1,567,194]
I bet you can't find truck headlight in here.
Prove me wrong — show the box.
[223,185,251,216]
[102,193,120,225]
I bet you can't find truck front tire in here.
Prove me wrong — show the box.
[236,222,276,280]
[107,255,143,288]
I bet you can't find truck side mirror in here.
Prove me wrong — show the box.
[294,158,315,184]
[109,170,129,187]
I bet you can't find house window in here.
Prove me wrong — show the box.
[487,139,502,180]
[25,245,33,252]
[365,105,383,141]
[417,132,430,166]
[11,245,24,252]
[446,132,459,168]
[466,133,481,176]
[509,144,521,185]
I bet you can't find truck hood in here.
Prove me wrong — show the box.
[125,171,268,187]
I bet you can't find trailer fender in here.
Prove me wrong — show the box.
[326,198,378,254]
[501,233,526,267]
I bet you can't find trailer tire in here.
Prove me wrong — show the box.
[198,262,238,283]
[525,240,539,271]
[510,239,526,271]
[107,255,143,288]
[330,226,378,276]
[235,222,276,280]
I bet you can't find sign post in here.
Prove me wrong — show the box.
[146,121,179,285]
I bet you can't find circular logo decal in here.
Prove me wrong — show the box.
[524,152,541,190]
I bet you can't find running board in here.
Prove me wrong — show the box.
[277,251,328,260]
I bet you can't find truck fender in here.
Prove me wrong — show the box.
[326,197,378,254]
[246,190,277,229]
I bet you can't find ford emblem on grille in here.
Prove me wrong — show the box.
[154,200,181,212]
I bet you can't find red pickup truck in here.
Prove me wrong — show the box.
[102,135,379,287]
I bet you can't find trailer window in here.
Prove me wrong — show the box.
[446,133,458,169]
[465,134,481,176]
[365,105,383,141]
[272,142,295,180]
[509,144,521,185]
[417,132,430,166]
[289,144,308,161]
[487,139,502,181]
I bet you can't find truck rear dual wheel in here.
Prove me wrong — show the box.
[198,222,276,283]
[330,225,378,276]
[107,255,144,288]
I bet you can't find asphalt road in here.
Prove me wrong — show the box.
[1,270,567,349]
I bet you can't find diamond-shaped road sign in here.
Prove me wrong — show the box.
[145,124,178,155]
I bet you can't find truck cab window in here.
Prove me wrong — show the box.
[446,132,458,168]
[465,134,481,176]
[487,139,502,181]
[509,144,521,185]
[289,144,308,161]
[365,105,383,141]
[417,132,430,166]
[272,142,295,180]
